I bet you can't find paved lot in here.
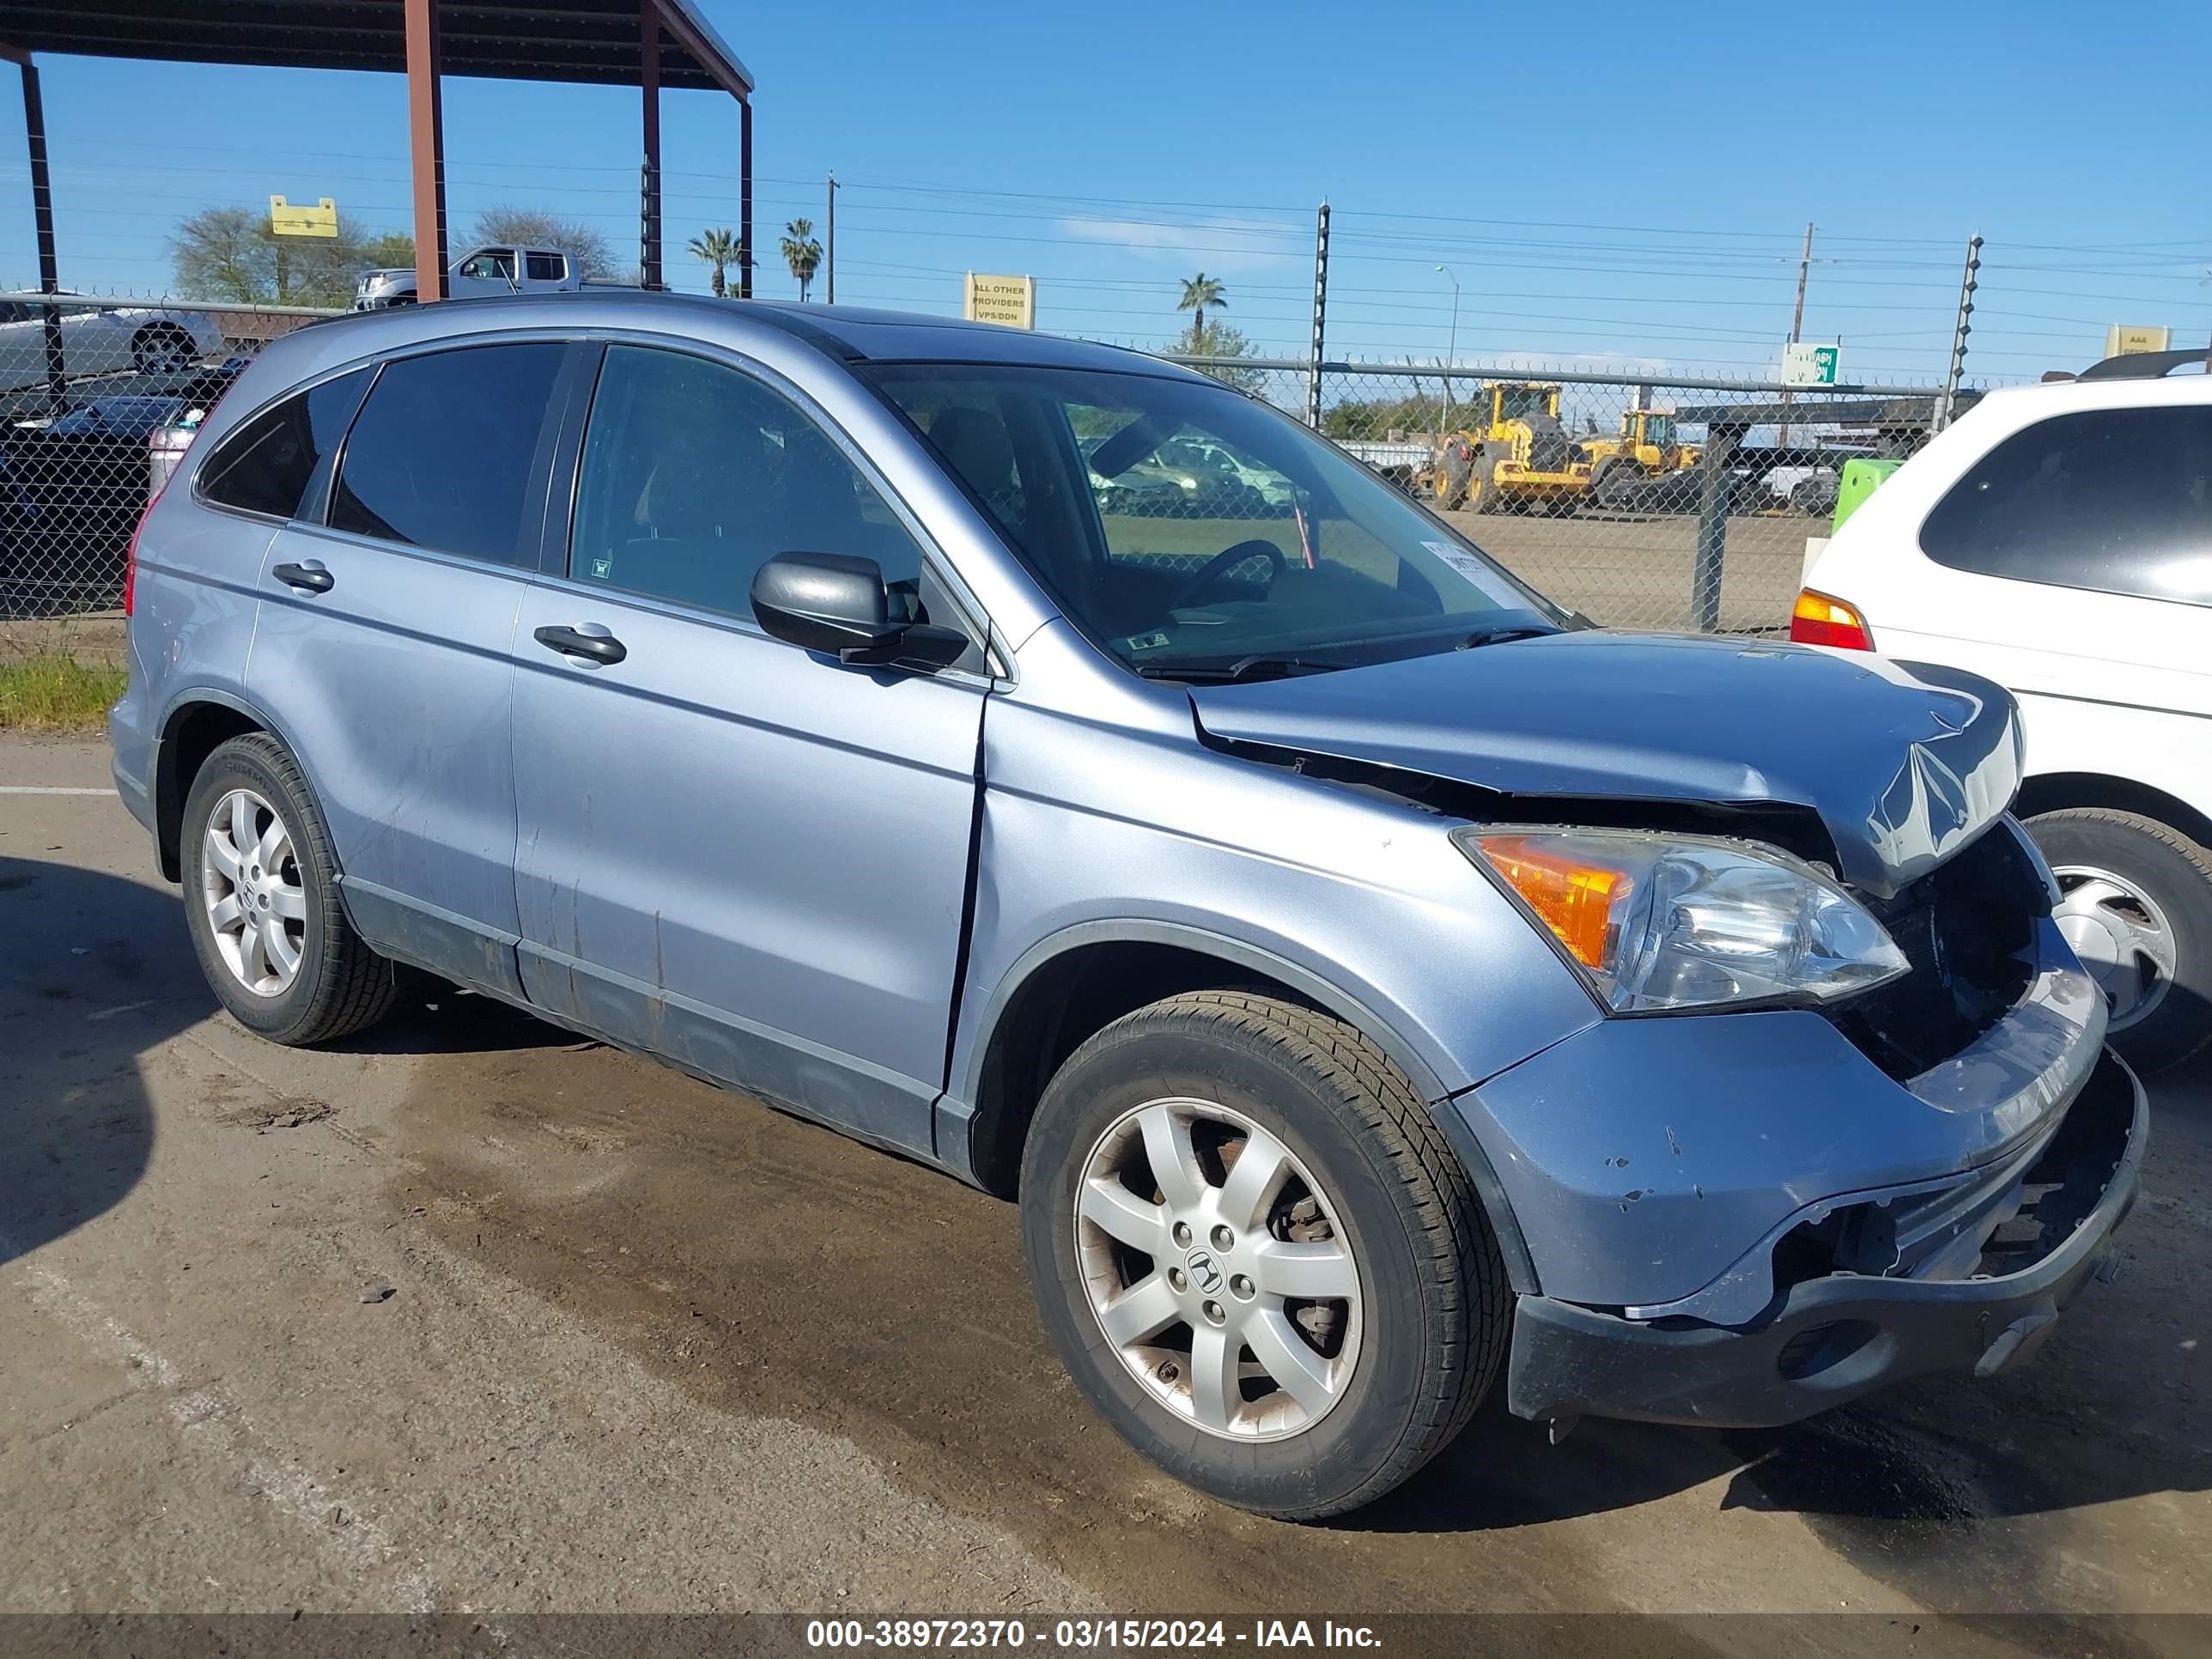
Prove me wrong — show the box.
[3,736,2208,1638]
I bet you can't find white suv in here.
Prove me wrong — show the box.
[1796,349,2212,1071]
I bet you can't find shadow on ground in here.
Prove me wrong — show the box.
[0,855,571,1269]
[0,854,199,1266]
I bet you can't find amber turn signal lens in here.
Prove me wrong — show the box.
[1473,836,1628,969]
[1790,588,1871,650]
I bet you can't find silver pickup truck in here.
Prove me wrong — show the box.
[354,246,590,309]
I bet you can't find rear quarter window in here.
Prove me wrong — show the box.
[1918,404,2212,607]
[198,368,372,520]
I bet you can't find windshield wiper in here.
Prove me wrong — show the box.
[1132,653,1351,684]
[1455,623,1555,651]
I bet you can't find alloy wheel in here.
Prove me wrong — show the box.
[2051,861,2176,1030]
[1073,1096,1363,1441]
[200,787,308,997]
[136,331,192,376]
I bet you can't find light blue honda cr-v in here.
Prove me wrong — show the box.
[110,293,2144,1517]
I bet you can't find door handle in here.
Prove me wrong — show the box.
[271,560,333,594]
[533,623,628,666]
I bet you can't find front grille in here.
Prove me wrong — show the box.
[1830,821,2046,1079]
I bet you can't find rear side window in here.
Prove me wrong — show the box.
[198,368,372,519]
[329,343,565,565]
[1920,404,2212,607]
[526,251,566,282]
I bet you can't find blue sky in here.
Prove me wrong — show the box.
[3,0,2207,383]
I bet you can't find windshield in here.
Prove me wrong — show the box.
[1497,386,1552,422]
[863,363,1560,678]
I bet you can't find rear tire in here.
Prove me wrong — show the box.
[2027,807,2212,1073]
[1019,991,1508,1518]
[180,733,398,1046]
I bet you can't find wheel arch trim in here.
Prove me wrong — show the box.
[2016,770,2212,854]
[152,685,334,883]
[942,916,1542,1294]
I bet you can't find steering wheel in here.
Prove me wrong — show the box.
[1173,538,1287,608]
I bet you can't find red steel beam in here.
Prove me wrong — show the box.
[404,0,447,301]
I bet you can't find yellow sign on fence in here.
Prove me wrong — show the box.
[963,272,1036,329]
[2104,325,2172,357]
[269,196,339,239]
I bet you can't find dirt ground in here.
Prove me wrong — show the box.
[1450,509,1817,635]
[3,738,2208,1650]
[0,614,129,671]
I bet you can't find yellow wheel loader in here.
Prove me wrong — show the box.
[1430,382,1592,514]
[1582,408,1702,507]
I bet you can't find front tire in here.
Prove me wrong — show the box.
[2027,806,2212,1073]
[180,733,398,1046]
[1019,991,1508,1519]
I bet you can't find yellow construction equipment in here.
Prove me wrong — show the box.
[1581,408,1702,507]
[1430,381,1592,514]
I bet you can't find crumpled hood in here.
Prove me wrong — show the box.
[1190,631,2022,898]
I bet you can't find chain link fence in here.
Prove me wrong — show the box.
[0,295,321,668]
[0,298,1965,673]
[1160,355,1966,636]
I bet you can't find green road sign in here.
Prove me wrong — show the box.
[1783,343,1840,387]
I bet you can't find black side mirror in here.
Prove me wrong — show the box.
[750,551,967,670]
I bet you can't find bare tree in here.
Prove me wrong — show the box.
[468,208,617,279]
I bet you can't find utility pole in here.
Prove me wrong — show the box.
[826,172,837,306]
[1307,200,1329,429]
[1933,234,1983,434]
[1435,264,1459,437]
[1779,221,1814,444]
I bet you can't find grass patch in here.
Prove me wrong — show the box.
[0,653,128,732]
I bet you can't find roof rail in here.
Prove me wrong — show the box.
[2075,347,2211,381]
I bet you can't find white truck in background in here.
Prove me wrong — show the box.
[354,246,603,309]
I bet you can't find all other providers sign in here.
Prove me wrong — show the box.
[963,273,1037,329]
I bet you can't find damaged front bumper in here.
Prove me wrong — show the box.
[1505,1047,2146,1430]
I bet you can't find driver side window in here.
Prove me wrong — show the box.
[569,345,927,623]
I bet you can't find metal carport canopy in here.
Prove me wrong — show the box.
[0,1,751,94]
[0,0,757,312]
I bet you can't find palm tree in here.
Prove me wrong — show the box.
[781,218,824,302]
[687,227,741,298]
[1177,273,1226,349]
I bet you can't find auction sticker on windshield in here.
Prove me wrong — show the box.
[1423,540,1495,586]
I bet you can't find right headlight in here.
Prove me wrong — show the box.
[1452,825,1909,1014]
